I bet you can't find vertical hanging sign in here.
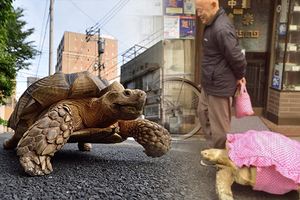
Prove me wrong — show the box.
[164,16,180,39]
[180,16,195,39]
[165,0,184,15]
[184,0,195,15]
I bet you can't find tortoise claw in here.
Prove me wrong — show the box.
[19,152,52,176]
[25,168,45,176]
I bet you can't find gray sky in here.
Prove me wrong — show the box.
[12,0,163,97]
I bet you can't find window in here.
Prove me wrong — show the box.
[87,58,89,61]
[81,57,83,61]
[112,52,114,56]
[81,38,83,42]
[81,47,83,51]
[75,66,77,70]
[75,37,77,41]
[81,67,83,70]
[6,98,12,108]
[112,43,114,47]
[75,56,78,60]
[87,49,90,52]
[75,46,77,50]
[105,51,108,55]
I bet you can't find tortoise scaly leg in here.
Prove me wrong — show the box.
[16,105,73,176]
[68,127,120,151]
[216,167,235,200]
[118,118,172,158]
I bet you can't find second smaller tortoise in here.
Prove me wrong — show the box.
[201,130,300,200]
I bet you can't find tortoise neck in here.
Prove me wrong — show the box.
[86,97,118,128]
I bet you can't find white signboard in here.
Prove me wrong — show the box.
[164,16,180,39]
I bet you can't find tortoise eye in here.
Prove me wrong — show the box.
[123,90,131,96]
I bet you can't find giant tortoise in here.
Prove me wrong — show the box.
[4,71,171,176]
[201,130,300,200]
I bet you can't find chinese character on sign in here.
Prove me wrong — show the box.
[228,0,237,9]
[242,13,254,25]
[169,0,178,7]
[242,0,251,9]
[228,13,234,24]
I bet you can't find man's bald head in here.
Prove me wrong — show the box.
[195,0,219,24]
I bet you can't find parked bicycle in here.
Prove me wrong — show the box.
[161,77,202,140]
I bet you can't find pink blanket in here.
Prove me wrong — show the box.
[227,130,300,194]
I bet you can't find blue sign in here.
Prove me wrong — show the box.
[272,77,280,89]
[279,23,286,35]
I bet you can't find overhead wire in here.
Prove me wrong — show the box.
[97,0,130,29]
[65,0,127,74]
[57,0,167,80]
[35,12,50,78]
[87,0,130,34]
[17,0,49,80]
[100,18,180,77]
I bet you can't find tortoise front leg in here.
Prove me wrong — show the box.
[17,105,73,176]
[118,118,172,158]
[216,167,235,200]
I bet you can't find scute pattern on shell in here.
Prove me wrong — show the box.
[17,105,73,176]
[8,71,110,139]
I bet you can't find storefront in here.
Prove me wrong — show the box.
[268,0,300,125]
[195,0,300,125]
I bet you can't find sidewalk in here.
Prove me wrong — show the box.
[198,116,300,140]
[260,117,300,138]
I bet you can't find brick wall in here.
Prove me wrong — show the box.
[268,89,300,117]
[279,92,300,117]
[267,89,280,116]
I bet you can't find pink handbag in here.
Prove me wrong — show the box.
[234,83,254,118]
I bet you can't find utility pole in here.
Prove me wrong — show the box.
[97,29,102,78]
[86,28,105,79]
[49,0,54,75]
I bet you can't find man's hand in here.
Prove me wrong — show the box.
[237,77,246,86]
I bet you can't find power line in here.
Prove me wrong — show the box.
[87,0,126,34]
[36,13,50,78]
[33,0,50,78]
[97,0,130,29]
[69,0,97,23]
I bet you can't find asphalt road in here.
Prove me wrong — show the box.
[0,131,298,200]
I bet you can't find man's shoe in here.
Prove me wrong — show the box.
[200,159,216,167]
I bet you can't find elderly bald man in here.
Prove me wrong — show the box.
[195,0,247,166]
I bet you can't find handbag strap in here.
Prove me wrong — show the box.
[235,83,248,96]
[240,83,248,94]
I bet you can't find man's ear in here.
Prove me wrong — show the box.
[212,1,217,8]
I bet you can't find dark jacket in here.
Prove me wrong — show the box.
[201,8,247,97]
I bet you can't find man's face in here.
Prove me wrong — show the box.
[196,0,215,24]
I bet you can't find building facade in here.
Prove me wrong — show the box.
[55,31,118,81]
[0,92,17,133]
[121,0,300,127]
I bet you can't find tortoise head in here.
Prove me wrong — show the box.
[103,88,146,120]
[201,149,230,166]
[201,149,218,162]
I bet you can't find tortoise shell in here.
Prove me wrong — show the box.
[8,71,123,137]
